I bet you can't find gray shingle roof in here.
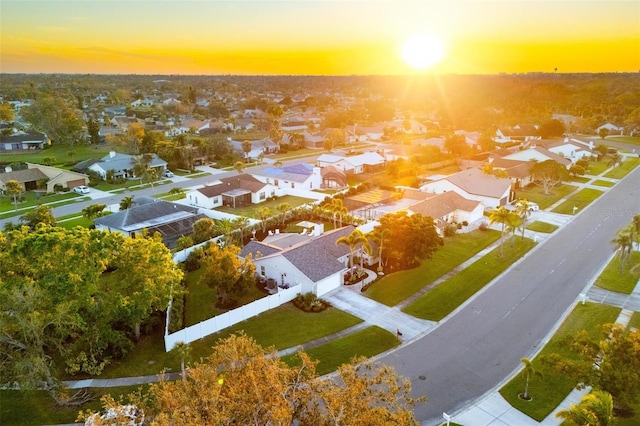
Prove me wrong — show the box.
[94,198,200,232]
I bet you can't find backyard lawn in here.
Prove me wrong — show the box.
[365,229,501,307]
[500,302,621,421]
[594,251,640,294]
[551,188,603,214]
[403,237,536,321]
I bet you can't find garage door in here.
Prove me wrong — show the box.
[67,179,86,188]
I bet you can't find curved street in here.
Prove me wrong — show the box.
[379,164,639,425]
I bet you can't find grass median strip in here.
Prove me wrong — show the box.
[594,251,640,294]
[526,220,558,233]
[499,302,621,421]
[402,237,536,321]
[282,326,399,376]
[365,230,501,307]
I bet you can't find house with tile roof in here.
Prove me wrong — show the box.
[185,174,276,209]
[94,197,206,249]
[239,226,355,296]
[251,163,322,190]
[419,167,512,208]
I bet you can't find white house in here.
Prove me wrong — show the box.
[543,139,592,163]
[420,168,512,208]
[596,122,623,135]
[501,146,571,167]
[239,226,355,296]
[186,174,276,209]
[88,151,168,180]
[251,163,322,190]
[316,152,385,174]
[407,191,484,235]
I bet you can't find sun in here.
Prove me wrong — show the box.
[400,34,446,71]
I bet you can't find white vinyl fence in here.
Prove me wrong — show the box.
[164,285,300,351]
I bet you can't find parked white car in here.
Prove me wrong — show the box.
[163,169,175,178]
[515,201,539,212]
[73,185,90,194]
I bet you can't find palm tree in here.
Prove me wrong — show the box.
[233,161,245,174]
[607,153,623,168]
[5,179,22,211]
[257,206,271,233]
[232,216,250,244]
[481,162,494,175]
[556,390,614,426]
[514,199,533,240]
[489,206,517,257]
[215,218,235,246]
[370,228,390,273]
[611,226,634,274]
[327,198,348,228]
[520,357,543,401]
[506,213,522,248]
[119,195,135,211]
[274,160,283,168]
[335,228,369,269]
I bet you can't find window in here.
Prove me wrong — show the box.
[260,266,265,276]
[274,179,279,186]
[259,192,265,200]
[291,182,295,189]
[212,197,219,204]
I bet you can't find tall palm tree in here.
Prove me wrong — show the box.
[232,216,250,244]
[215,218,235,246]
[257,206,271,233]
[172,341,192,382]
[335,229,369,269]
[520,357,543,401]
[370,228,390,273]
[119,195,135,211]
[489,206,517,257]
[277,202,292,226]
[514,199,533,240]
[556,390,614,426]
[611,226,634,274]
[607,153,623,168]
[327,198,348,228]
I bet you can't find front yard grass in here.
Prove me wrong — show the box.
[604,157,640,179]
[591,179,615,187]
[587,158,612,176]
[515,184,576,210]
[551,188,603,214]
[282,326,399,376]
[365,230,501,307]
[215,194,316,219]
[525,221,558,233]
[594,251,640,294]
[499,302,621,421]
[403,237,536,321]
[629,312,640,331]
[0,191,81,214]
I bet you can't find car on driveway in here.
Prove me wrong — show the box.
[163,169,175,178]
[515,201,539,212]
[73,185,90,194]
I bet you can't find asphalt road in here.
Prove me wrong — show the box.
[380,165,640,425]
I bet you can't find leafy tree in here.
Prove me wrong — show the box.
[119,195,135,211]
[84,334,424,425]
[542,324,640,412]
[375,211,443,270]
[538,118,566,138]
[598,128,609,139]
[232,216,250,244]
[530,160,570,195]
[241,139,252,158]
[192,217,217,244]
[19,205,56,227]
[569,164,586,177]
[443,133,469,157]
[0,102,16,122]
[5,179,22,210]
[477,132,496,152]
[324,128,346,149]
[481,162,495,175]
[214,218,235,246]
[257,206,271,232]
[109,232,183,340]
[82,203,107,220]
[86,117,101,145]
[21,95,85,146]
[520,357,543,401]
[199,244,255,306]
[233,161,245,174]
[175,234,195,251]
[556,390,615,426]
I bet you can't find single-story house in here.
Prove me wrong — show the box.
[230,137,279,159]
[239,226,356,296]
[186,174,276,209]
[495,125,540,144]
[596,122,623,135]
[500,146,571,167]
[489,158,535,189]
[94,197,206,249]
[251,163,322,190]
[87,151,168,180]
[420,167,512,208]
[539,139,592,163]
[0,163,89,193]
[0,131,49,151]
[407,191,484,235]
[316,152,385,174]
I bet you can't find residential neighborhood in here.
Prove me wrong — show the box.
[1,72,640,426]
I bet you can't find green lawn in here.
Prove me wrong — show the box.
[551,188,603,214]
[607,136,640,146]
[215,194,316,219]
[365,230,501,306]
[500,302,621,421]
[591,179,615,187]
[594,251,640,294]
[515,184,577,210]
[629,312,640,331]
[569,176,590,183]
[587,159,613,176]
[604,157,640,179]
[0,191,81,214]
[526,221,558,233]
[282,326,399,375]
[403,237,537,321]
[0,143,115,167]
[57,216,94,229]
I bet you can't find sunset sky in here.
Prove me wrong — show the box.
[1,0,638,75]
